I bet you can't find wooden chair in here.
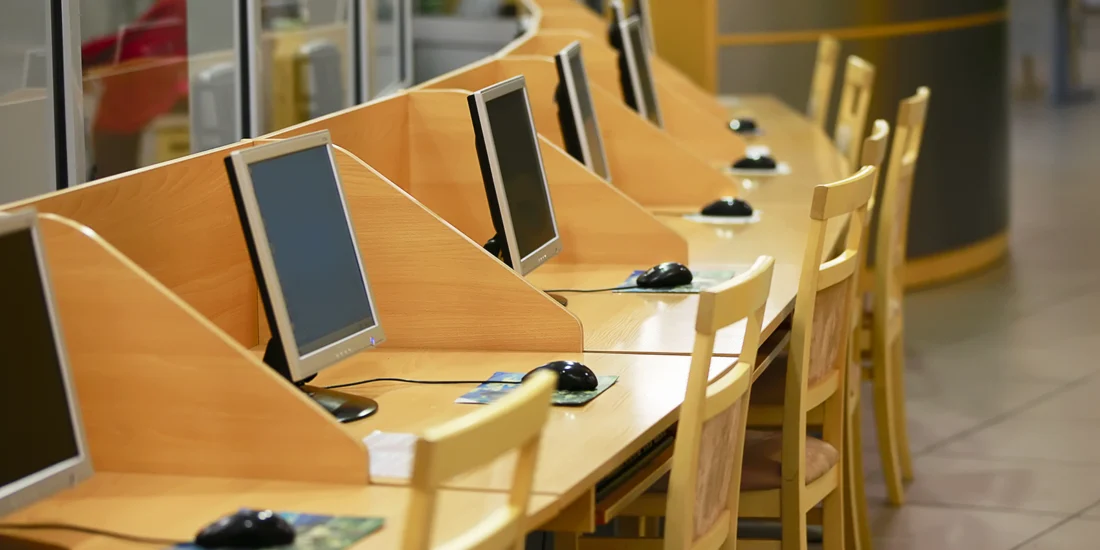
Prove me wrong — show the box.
[806,35,840,130]
[573,256,775,550]
[833,56,876,171]
[842,119,890,550]
[863,87,931,507]
[403,370,557,550]
[740,164,876,550]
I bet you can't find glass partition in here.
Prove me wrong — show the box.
[79,0,242,180]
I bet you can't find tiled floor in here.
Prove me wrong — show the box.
[861,55,1100,549]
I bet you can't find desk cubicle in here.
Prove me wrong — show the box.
[0,0,852,547]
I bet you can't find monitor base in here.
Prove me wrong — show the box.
[301,385,378,423]
[548,292,569,307]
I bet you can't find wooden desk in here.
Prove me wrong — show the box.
[316,351,727,504]
[0,473,559,550]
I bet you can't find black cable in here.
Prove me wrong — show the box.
[324,377,522,390]
[0,523,187,546]
[542,285,638,293]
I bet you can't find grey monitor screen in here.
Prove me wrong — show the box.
[0,228,81,504]
[247,145,377,356]
[486,89,558,261]
[627,21,661,127]
[567,47,610,180]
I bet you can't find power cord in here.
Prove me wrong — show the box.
[542,285,638,293]
[0,523,187,546]
[325,377,522,390]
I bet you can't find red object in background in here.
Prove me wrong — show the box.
[82,0,191,135]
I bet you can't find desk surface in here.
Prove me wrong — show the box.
[528,96,848,356]
[0,473,559,550]
[316,350,729,506]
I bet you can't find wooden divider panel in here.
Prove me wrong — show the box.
[3,143,260,346]
[506,30,745,167]
[405,89,687,266]
[38,214,368,484]
[419,56,735,208]
[326,145,583,352]
[267,93,412,189]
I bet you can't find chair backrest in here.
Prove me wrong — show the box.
[785,165,876,487]
[833,56,875,170]
[662,256,775,550]
[806,35,840,129]
[403,371,556,550]
[874,87,930,342]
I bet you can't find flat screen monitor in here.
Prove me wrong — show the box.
[615,15,662,128]
[0,211,92,518]
[22,48,48,88]
[359,0,412,99]
[296,39,347,119]
[192,62,238,153]
[554,41,611,182]
[224,132,385,423]
[468,76,563,276]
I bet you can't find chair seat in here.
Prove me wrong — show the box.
[741,430,839,491]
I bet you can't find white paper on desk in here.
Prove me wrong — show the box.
[682,211,762,225]
[364,431,417,480]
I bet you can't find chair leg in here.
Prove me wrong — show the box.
[781,509,808,550]
[847,400,872,550]
[872,343,905,506]
[822,482,845,550]
[554,532,580,550]
[891,337,914,482]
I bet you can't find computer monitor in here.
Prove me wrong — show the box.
[22,48,48,88]
[468,76,563,276]
[296,39,347,119]
[0,211,92,518]
[224,131,385,423]
[358,0,413,100]
[554,41,611,182]
[615,15,663,128]
[192,62,239,153]
[631,0,656,54]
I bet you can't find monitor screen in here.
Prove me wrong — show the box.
[625,19,662,128]
[245,144,378,360]
[0,221,88,516]
[486,87,558,266]
[566,46,610,181]
[298,40,346,118]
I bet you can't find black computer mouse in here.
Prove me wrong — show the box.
[636,262,693,289]
[701,197,754,218]
[728,118,758,134]
[195,509,296,549]
[733,155,777,170]
[524,360,599,391]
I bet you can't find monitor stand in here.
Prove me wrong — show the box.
[262,338,378,423]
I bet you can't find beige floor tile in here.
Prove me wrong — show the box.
[934,416,1100,465]
[1016,518,1100,549]
[869,504,1060,550]
[1016,377,1100,421]
[864,456,1100,514]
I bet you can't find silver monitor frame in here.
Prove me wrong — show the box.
[470,76,563,276]
[225,131,385,382]
[619,15,663,128]
[557,41,611,182]
[0,210,92,518]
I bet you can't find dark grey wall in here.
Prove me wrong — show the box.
[717,1,1010,259]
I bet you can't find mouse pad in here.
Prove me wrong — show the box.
[616,269,738,294]
[170,513,383,550]
[455,372,618,407]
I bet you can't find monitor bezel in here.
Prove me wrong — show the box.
[620,16,663,128]
[557,41,612,182]
[0,210,92,518]
[361,0,412,100]
[470,76,564,276]
[225,131,385,382]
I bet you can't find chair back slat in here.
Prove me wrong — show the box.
[833,56,876,169]
[807,35,841,129]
